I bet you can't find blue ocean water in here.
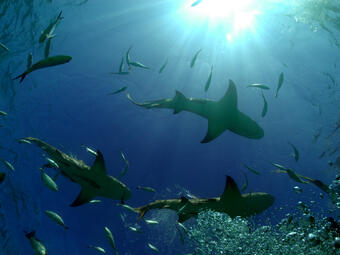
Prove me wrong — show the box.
[0,0,339,254]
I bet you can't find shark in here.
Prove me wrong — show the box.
[134,175,274,222]
[25,137,131,206]
[127,79,264,143]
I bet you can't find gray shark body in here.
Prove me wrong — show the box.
[134,176,274,222]
[127,80,264,143]
[26,137,131,206]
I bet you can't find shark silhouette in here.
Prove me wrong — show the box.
[26,137,131,206]
[127,80,264,143]
[134,176,274,222]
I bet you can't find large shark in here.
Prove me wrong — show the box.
[134,176,274,222]
[26,137,131,206]
[127,80,264,143]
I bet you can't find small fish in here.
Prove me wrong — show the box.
[286,168,308,184]
[204,65,213,92]
[191,0,203,7]
[118,151,129,178]
[177,222,188,233]
[272,163,287,170]
[2,160,14,171]
[261,91,267,117]
[130,61,149,69]
[158,58,168,74]
[117,203,137,213]
[137,185,156,193]
[82,145,98,156]
[247,84,270,90]
[128,226,142,233]
[275,72,284,98]
[243,163,261,175]
[288,142,299,162]
[45,210,69,229]
[0,111,7,116]
[27,53,33,69]
[88,245,106,253]
[40,168,58,192]
[126,46,132,70]
[89,199,101,204]
[45,157,59,169]
[18,138,31,144]
[107,86,127,95]
[39,11,63,44]
[0,42,10,52]
[190,49,202,68]
[176,225,185,245]
[144,219,159,225]
[0,172,6,184]
[321,72,337,87]
[111,57,129,75]
[25,231,48,255]
[13,55,72,83]
[241,172,248,192]
[293,186,302,194]
[104,226,118,255]
[148,243,159,252]
[44,37,52,59]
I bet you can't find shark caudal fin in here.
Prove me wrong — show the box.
[13,72,28,83]
[173,91,186,114]
[220,176,242,203]
[135,207,148,221]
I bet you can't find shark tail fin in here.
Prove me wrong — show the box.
[13,72,27,83]
[173,90,186,114]
[135,207,148,221]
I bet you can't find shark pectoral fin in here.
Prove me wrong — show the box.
[220,176,242,203]
[229,111,264,139]
[90,150,107,174]
[218,80,238,108]
[178,213,191,223]
[70,187,96,207]
[201,120,226,143]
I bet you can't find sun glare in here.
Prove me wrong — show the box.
[185,0,260,41]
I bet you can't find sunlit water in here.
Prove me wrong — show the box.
[0,0,339,254]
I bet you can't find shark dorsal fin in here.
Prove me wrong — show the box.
[219,79,238,108]
[220,176,241,202]
[173,91,186,114]
[91,150,107,174]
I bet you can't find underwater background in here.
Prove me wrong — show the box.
[0,0,340,254]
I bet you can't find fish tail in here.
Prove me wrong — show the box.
[13,72,27,83]
[57,11,63,20]
[24,230,36,239]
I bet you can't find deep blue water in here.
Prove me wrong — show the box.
[0,0,339,254]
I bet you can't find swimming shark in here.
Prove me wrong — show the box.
[134,176,274,222]
[25,137,131,206]
[127,79,264,143]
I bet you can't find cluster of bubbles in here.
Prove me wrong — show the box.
[329,175,340,209]
[187,210,340,255]
[289,0,340,47]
